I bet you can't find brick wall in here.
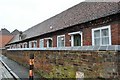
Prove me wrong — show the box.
[31,42,34,48]
[25,23,120,49]
[37,39,39,48]
[3,50,120,79]
[118,23,120,45]
[36,22,119,48]
[0,35,13,48]
[44,39,47,47]
[83,27,92,46]
[111,23,119,45]
[65,33,71,47]
[53,35,57,47]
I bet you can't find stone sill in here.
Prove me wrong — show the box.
[7,45,120,51]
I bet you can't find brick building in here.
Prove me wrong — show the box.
[4,1,120,79]
[0,28,13,49]
[0,28,19,49]
[6,2,120,50]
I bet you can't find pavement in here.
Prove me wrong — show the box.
[0,54,40,80]
[0,61,14,79]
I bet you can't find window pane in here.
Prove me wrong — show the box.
[58,38,60,47]
[34,42,37,48]
[58,37,61,47]
[40,40,44,48]
[58,36,65,47]
[48,39,52,47]
[58,37,61,42]
[61,40,64,47]
[35,42,37,47]
[61,37,64,47]
[74,34,81,46]
[29,42,32,48]
[94,30,100,38]
[94,38,100,45]
[102,28,109,36]
[102,37,109,45]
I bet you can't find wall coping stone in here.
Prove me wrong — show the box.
[7,45,120,51]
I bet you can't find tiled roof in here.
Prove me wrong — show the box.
[9,2,120,44]
[11,29,20,35]
[0,28,11,35]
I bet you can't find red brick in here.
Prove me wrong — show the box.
[44,39,47,47]
[83,27,92,46]
[53,35,57,47]
[65,33,71,47]
[111,23,119,45]
[37,39,39,48]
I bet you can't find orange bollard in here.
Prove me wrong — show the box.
[29,54,34,80]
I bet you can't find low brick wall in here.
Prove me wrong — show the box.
[3,50,120,79]
[0,49,6,55]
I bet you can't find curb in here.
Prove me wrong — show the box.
[0,60,21,80]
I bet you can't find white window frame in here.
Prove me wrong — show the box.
[16,44,18,48]
[29,41,32,48]
[39,39,44,48]
[23,42,27,48]
[13,44,16,49]
[22,43,24,48]
[17,44,20,48]
[10,45,13,49]
[32,40,37,48]
[92,25,111,46]
[45,38,53,48]
[68,31,83,47]
[57,35,65,47]
[25,42,28,48]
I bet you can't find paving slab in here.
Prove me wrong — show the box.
[0,61,13,79]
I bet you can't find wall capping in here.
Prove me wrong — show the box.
[7,45,120,51]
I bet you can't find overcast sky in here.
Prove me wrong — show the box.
[0,0,85,32]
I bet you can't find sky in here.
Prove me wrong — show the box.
[0,0,85,32]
